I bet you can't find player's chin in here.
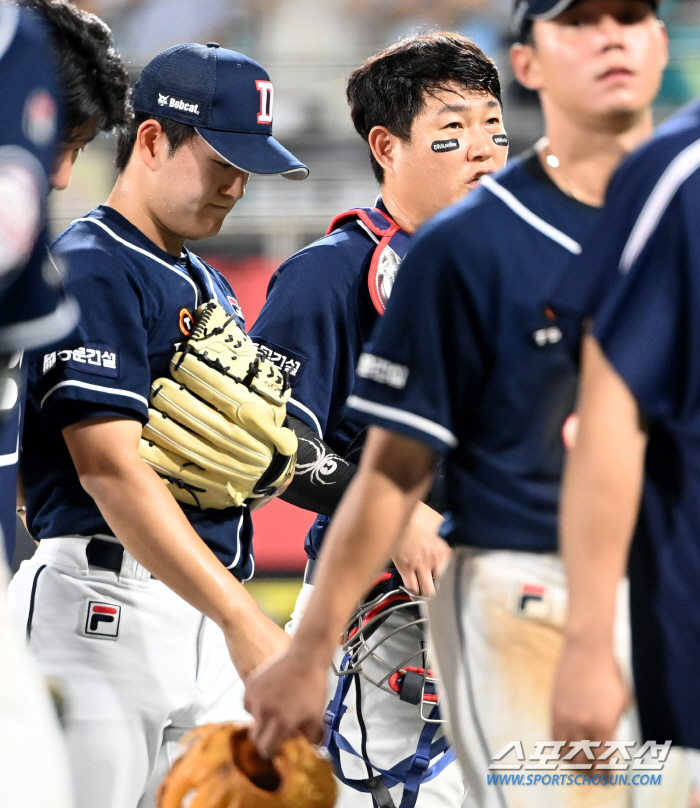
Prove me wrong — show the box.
[596,83,651,111]
[185,213,229,241]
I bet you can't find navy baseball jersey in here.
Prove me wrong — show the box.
[0,3,77,562]
[348,153,600,553]
[250,200,411,559]
[23,204,254,580]
[558,98,700,748]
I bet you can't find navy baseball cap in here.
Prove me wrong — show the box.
[511,0,658,42]
[132,43,308,180]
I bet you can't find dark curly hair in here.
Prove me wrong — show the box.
[347,32,502,184]
[21,0,131,142]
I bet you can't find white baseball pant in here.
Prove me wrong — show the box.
[426,547,691,808]
[8,536,249,808]
[0,545,73,808]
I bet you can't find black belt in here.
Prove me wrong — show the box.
[86,537,155,578]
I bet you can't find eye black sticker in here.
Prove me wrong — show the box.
[431,138,460,153]
[493,134,509,147]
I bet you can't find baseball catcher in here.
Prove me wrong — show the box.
[158,722,337,808]
[139,301,298,509]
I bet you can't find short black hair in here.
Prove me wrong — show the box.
[21,0,131,142]
[114,112,197,173]
[347,32,502,184]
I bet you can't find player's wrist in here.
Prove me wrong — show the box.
[562,623,615,654]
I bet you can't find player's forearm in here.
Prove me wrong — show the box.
[79,456,253,620]
[64,417,279,642]
[81,457,289,675]
[560,336,647,647]
[290,427,435,666]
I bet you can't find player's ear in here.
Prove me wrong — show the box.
[135,119,166,171]
[368,126,398,179]
[510,41,543,92]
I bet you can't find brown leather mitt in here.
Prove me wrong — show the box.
[157,722,337,808]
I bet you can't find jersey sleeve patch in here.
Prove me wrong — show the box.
[252,337,307,387]
[42,343,119,379]
[356,352,409,389]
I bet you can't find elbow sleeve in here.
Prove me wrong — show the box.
[281,415,357,515]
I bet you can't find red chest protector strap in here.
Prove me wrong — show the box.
[327,207,411,315]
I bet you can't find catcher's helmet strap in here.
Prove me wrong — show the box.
[325,707,455,808]
[326,207,412,315]
[324,654,456,808]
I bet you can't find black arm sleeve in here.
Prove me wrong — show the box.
[280,415,357,516]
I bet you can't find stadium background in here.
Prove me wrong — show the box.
[18,0,700,623]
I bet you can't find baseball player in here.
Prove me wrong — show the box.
[0,3,78,805]
[249,32,506,808]
[548,96,700,781]
[8,43,307,808]
[2,0,131,564]
[246,1,691,807]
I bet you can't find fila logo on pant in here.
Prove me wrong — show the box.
[85,601,121,639]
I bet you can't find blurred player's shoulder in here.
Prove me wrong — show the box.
[417,154,542,237]
[0,2,59,168]
[404,154,540,265]
[654,96,700,141]
[607,97,700,204]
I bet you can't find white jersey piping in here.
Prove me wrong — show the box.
[227,512,243,570]
[346,395,458,449]
[356,220,380,245]
[74,217,199,303]
[620,138,700,274]
[480,174,582,255]
[289,397,323,438]
[41,379,149,409]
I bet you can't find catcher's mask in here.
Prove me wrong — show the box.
[338,570,442,722]
[323,570,455,808]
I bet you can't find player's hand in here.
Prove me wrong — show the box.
[552,636,629,752]
[223,611,291,682]
[246,649,328,759]
[391,501,450,596]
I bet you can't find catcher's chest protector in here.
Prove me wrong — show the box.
[326,208,412,315]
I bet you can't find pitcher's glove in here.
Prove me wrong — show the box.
[139,301,297,510]
[157,722,337,808]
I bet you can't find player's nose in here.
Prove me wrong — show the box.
[220,168,250,201]
[467,129,494,162]
[597,14,627,50]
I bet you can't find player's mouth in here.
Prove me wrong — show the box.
[597,66,635,82]
[467,170,490,189]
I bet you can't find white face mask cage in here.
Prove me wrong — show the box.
[335,571,444,723]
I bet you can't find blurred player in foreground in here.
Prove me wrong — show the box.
[250,33,506,807]
[549,98,700,787]
[0,1,129,806]
[3,0,130,563]
[8,43,306,808]
[246,1,691,806]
